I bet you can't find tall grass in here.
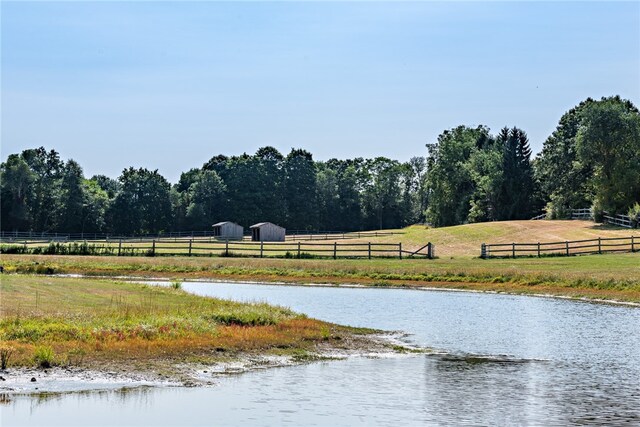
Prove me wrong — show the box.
[0,276,353,369]
[33,346,55,368]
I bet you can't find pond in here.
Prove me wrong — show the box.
[4,282,640,426]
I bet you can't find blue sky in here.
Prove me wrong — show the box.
[2,1,639,182]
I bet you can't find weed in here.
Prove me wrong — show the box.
[170,279,182,290]
[66,347,87,366]
[34,346,55,369]
[0,344,14,369]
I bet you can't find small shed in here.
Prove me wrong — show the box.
[212,222,244,240]
[250,222,285,242]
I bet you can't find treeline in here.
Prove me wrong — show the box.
[1,147,426,234]
[424,95,640,226]
[2,95,639,235]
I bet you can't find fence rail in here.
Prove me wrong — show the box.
[571,208,592,220]
[1,239,435,260]
[481,236,638,258]
[530,208,593,221]
[602,212,634,229]
[0,229,404,244]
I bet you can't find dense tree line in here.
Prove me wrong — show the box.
[424,125,538,226]
[1,147,426,234]
[2,95,638,234]
[424,96,640,226]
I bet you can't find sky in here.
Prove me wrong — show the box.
[2,1,639,183]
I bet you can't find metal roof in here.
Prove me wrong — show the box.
[212,221,240,227]
[250,222,283,228]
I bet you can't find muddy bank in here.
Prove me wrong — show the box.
[0,333,424,395]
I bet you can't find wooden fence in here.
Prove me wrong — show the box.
[571,208,592,220]
[285,230,402,241]
[530,208,593,220]
[481,236,638,258]
[0,229,404,244]
[3,239,435,260]
[602,212,635,229]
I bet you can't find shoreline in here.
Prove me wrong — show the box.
[2,253,639,304]
[52,273,640,308]
[0,332,422,395]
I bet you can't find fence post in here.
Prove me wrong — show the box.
[368,242,371,260]
[427,242,432,259]
[512,243,516,258]
[225,239,229,256]
[565,241,569,256]
[260,241,263,258]
[537,242,540,258]
[399,243,402,259]
[118,239,122,256]
[188,239,193,256]
[333,242,337,259]
[598,237,602,254]
[632,236,635,252]
[152,239,156,256]
[481,243,486,259]
[298,242,301,258]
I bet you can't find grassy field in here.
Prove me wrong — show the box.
[1,251,639,302]
[353,220,637,257]
[1,220,638,303]
[2,220,635,258]
[0,275,375,376]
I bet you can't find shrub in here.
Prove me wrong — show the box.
[628,203,640,228]
[544,200,568,220]
[0,344,14,370]
[34,346,55,369]
[592,199,604,222]
[0,245,28,254]
[170,279,182,290]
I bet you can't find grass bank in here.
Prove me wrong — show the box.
[0,275,380,384]
[1,252,639,303]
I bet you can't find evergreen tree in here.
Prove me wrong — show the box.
[285,149,317,230]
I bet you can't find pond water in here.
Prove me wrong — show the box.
[4,282,640,426]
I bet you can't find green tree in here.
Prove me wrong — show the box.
[576,98,640,213]
[425,126,488,226]
[109,168,172,235]
[315,165,339,230]
[21,147,64,231]
[0,155,35,231]
[185,170,227,229]
[362,158,403,229]
[80,180,110,233]
[495,127,535,220]
[91,175,121,199]
[285,149,317,230]
[56,160,85,232]
[466,144,502,223]
[536,96,639,217]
